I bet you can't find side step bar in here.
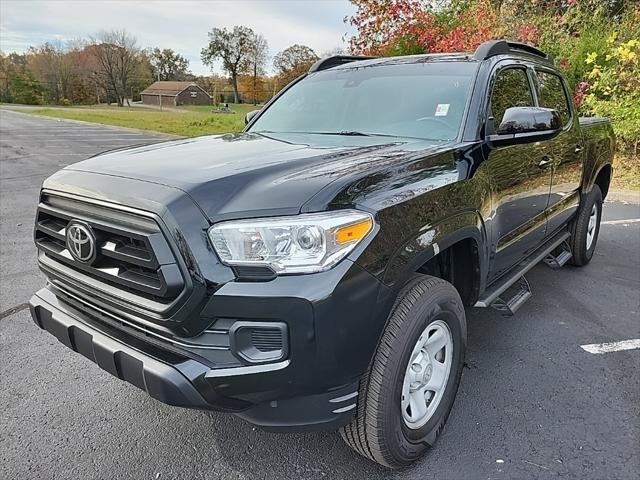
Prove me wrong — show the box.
[475,231,571,315]
[543,241,572,269]
[487,276,532,316]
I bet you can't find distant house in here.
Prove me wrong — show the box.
[140,81,211,106]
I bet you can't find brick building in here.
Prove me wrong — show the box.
[140,81,211,106]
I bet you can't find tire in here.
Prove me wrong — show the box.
[340,275,466,468]
[568,185,603,266]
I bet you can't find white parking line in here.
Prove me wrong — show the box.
[580,339,640,354]
[602,218,640,225]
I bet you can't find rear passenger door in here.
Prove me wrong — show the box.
[534,68,584,235]
[481,65,552,282]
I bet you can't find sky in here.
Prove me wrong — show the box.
[0,0,357,75]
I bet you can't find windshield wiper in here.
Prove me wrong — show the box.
[252,130,440,141]
[307,131,419,139]
[303,131,371,136]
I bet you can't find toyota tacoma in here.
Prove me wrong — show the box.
[30,40,614,468]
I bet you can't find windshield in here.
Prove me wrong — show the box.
[249,61,477,142]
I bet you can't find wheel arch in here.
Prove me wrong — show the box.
[593,164,612,199]
[381,211,488,306]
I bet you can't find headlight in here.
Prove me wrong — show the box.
[208,210,374,274]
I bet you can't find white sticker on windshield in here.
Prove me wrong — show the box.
[435,104,450,116]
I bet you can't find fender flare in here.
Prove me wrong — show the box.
[381,210,488,292]
[584,162,613,197]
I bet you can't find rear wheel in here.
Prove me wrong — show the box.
[569,185,602,266]
[340,275,466,468]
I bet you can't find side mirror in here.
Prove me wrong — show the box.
[245,109,261,125]
[489,107,562,147]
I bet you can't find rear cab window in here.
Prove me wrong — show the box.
[534,70,572,126]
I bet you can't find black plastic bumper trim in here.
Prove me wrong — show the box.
[29,292,212,409]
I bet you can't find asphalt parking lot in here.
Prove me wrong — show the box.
[1,109,639,480]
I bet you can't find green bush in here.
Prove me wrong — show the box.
[587,98,640,155]
[579,26,640,155]
[8,73,43,105]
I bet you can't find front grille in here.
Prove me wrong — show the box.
[35,192,184,307]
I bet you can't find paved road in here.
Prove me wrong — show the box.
[1,110,639,480]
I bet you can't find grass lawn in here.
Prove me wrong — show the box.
[179,103,262,115]
[22,103,258,137]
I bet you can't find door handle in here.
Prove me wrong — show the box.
[574,145,584,155]
[538,157,551,168]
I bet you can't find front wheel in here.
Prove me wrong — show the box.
[569,185,603,266]
[340,275,466,468]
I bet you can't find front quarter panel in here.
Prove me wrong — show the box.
[314,143,491,291]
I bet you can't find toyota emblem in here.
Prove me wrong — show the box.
[66,222,96,264]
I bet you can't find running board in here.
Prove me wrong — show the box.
[475,231,571,312]
[543,241,572,269]
[487,276,532,316]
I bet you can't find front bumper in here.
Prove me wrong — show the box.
[30,257,388,431]
[30,289,215,410]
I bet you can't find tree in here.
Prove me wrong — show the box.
[132,49,156,101]
[246,34,268,105]
[149,48,190,81]
[346,0,427,54]
[201,26,256,103]
[9,71,43,105]
[26,42,76,103]
[91,29,140,106]
[238,74,268,105]
[66,40,106,104]
[273,44,319,88]
[0,52,28,102]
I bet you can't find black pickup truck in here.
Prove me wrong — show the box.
[30,40,614,468]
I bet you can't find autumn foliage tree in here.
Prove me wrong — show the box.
[246,34,269,105]
[26,42,76,103]
[347,0,507,55]
[273,44,319,88]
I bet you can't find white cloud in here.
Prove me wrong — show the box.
[0,0,356,75]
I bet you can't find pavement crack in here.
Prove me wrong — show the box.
[0,302,29,320]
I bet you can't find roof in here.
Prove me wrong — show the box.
[141,81,209,97]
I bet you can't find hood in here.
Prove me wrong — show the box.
[66,132,446,221]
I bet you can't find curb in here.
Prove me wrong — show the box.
[607,190,640,204]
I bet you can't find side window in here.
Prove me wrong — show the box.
[535,70,571,125]
[489,68,534,131]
